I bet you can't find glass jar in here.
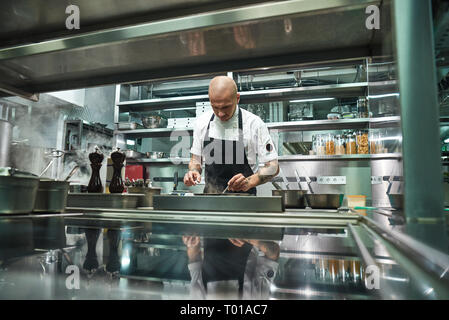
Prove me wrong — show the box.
[335,135,346,155]
[311,135,317,155]
[357,97,369,118]
[316,134,326,156]
[346,132,357,155]
[376,131,385,153]
[325,133,335,155]
[356,130,369,154]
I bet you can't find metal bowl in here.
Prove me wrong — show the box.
[272,190,307,208]
[305,194,344,209]
[124,150,144,159]
[388,194,403,209]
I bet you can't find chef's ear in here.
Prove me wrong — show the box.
[236,92,240,104]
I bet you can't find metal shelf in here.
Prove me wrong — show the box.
[115,116,400,138]
[115,127,193,138]
[126,157,190,164]
[117,82,370,112]
[278,153,402,161]
[268,116,400,131]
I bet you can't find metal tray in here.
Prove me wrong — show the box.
[67,193,144,209]
[153,194,284,212]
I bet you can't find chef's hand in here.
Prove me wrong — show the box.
[183,235,200,248]
[229,238,259,248]
[184,170,201,186]
[227,173,252,192]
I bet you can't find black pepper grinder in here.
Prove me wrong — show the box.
[109,148,126,194]
[87,147,104,193]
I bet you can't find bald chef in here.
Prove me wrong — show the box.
[184,75,279,194]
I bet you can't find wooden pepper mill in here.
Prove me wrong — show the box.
[109,148,126,194]
[87,147,104,193]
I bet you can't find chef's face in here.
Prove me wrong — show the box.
[209,90,240,122]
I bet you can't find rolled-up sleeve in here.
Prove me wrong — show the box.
[190,125,203,157]
[256,123,278,164]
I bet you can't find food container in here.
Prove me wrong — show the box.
[356,130,369,154]
[128,186,162,207]
[325,133,335,155]
[316,134,326,156]
[335,135,346,155]
[66,193,144,209]
[272,190,307,209]
[305,194,344,209]
[0,168,39,214]
[346,133,357,154]
[347,195,367,216]
[33,180,70,213]
[357,97,369,118]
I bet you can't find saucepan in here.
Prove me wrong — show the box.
[0,167,40,214]
[304,194,344,209]
[33,166,79,213]
[271,182,307,208]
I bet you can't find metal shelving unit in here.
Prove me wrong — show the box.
[278,153,402,162]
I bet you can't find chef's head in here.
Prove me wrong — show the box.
[208,76,240,122]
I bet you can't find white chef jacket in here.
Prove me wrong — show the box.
[190,106,278,173]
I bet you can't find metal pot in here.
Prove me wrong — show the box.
[0,168,39,214]
[124,150,144,159]
[0,120,12,167]
[272,189,307,208]
[305,194,344,209]
[128,186,162,207]
[33,179,70,213]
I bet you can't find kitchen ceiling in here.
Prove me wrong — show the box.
[0,0,388,96]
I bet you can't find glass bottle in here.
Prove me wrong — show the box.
[356,130,369,154]
[346,132,357,155]
[316,134,326,156]
[325,133,335,155]
[335,135,346,155]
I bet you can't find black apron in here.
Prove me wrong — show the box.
[201,108,255,294]
[202,108,256,195]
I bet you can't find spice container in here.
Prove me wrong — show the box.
[316,134,326,156]
[356,130,369,154]
[335,135,346,155]
[346,132,357,154]
[325,133,335,155]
